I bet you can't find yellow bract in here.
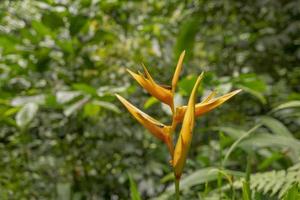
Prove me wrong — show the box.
[127,51,186,113]
[115,94,174,155]
[174,89,242,123]
[127,67,174,112]
[172,73,203,179]
[172,51,185,94]
[116,51,241,181]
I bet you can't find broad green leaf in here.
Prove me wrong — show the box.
[16,103,39,128]
[158,168,244,199]
[260,116,293,138]
[272,101,300,112]
[240,134,300,155]
[236,73,267,92]
[174,15,200,59]
[221,125,261,166]
[217,126,247,140]
[237,85,266,104]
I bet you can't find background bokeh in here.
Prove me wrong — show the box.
[0,0,299,199]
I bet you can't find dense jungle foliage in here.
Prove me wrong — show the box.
[0,0,299,199]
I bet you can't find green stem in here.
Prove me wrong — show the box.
[175,178,180,200]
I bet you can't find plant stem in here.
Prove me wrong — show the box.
[175,178,180,200]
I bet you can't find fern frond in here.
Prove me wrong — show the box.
[235,162,300,198]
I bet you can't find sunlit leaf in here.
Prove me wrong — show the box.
[272,101,300,112]
[16,103,39,128]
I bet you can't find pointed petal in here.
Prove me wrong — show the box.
[172,50,185,94]
[127,68,173,109]
[173,72,203,179]
[116,94,165,140]
[115,94,174,154]
[142,63,155,83]
[174,89,242,123]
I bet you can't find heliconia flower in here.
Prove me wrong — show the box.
[126,51,186,112]
[174,89,242,123]
[115,94,174,154]
[172,72,204,179]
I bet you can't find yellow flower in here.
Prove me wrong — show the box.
[172,73,204,179]
[174,89,242,123]
[115,94,174,154]
[126,51,185,112]
[116,50,242,183]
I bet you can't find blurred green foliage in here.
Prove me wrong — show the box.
[0,0,299,199]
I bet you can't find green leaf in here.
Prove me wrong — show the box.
[236,73,267,92]
[94,100,120,113]
[83,102,100,117]
[282,184,300,200]
[72,83,98,96]
[56,182,71,200]
[260,116,293,138]
[237,85,267,104]
[42,11,64,30]
[158,168,244,199]
[11,95,46,106]
[272,101,300,112]
[174,15,200,59]
[31,20,53,37]
[218,126,247,140]
[178,75,198,96]
[69,14,88,36]
[221,125,262,166]
[16,103,39,128]
[64,96,90,117]
[258,152,284,170]
[143,96,159,109]
[56,91,82,104]
[128,174,141,200]
[0,34,18,53]
[240,134,300,156]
